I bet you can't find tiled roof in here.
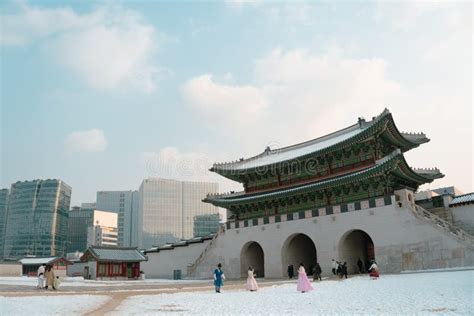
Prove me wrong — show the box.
[450,193,474,207]
[211,109,428,172]
[19,257,57,265]
[85,246,147,262]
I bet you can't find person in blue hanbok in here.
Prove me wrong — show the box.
[213,263,225,293]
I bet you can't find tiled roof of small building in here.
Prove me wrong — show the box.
[83,246,147,262]
[449,193,474,207]
[19,257,57,265]
[19,257,72,265]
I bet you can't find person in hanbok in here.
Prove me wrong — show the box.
[37,264,45,289]
[246,266,258,291]
[54,276,61,290]
[213,263,225,293]
[368,260,379,279]
[296,263,313,293]
[44,265,56,290]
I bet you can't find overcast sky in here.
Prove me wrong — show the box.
[1,1,472,206]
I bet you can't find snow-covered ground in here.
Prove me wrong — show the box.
[113,270,474,315]
[0,295,109,315]
[0,276,206,287]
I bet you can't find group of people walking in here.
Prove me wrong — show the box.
[213,258,379,294]
[36,264,60,290]
[331,259,348,279]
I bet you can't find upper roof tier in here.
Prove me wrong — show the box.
[210,109,429,176]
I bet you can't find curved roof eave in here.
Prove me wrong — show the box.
[211,109,426,177]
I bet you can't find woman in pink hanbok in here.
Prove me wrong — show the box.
[296,263,313,293]
[246,266,258,291]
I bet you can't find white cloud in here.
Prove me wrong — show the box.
[65,129,107,153]
[1,3,158,92]
[226,0,261,10]
[182,48,400,145]
[182,74,269,116]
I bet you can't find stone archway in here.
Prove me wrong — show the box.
[240,241,265,278]
[338,229,375,274]
[281,233,317,277]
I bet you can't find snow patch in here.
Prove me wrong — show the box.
[113,270,473,315]
[0,295,110,315]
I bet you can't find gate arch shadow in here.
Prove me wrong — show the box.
[281,233,317,277]
[240,241,265,278]
[338,229,375,274]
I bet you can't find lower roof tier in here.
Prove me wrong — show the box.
[203,150,443,208]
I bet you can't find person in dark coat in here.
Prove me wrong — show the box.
[313,262,322,281]
[287,264,295,279]
[341,262,348,279]
[357,258,363,274]
[213,263,225,293]
[336,261,342,279]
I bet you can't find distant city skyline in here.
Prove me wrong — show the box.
[1,1,472,207]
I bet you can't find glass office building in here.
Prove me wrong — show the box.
[193,213,220,237]
[138,178,219,248]
[3,179,71,259]
[0,189,10,259]
[67,207,94,253]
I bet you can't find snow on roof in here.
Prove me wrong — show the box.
[217,124,364,171]
[19,257,57,265]
[449,193,474,207]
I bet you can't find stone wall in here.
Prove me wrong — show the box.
[451,205,474,235]
[141,190,474,279]
[193,190,473,279]
[142,241,209,279]
[0,263,21,276]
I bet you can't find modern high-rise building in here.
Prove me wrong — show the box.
[3,179,71,259]
[68,208,118,252]
[193,213,220,237]
[0,189,10,259]
[81,202,97,209]
[67,207,93,253]
[96,190,139,247]
[138,178,219,248]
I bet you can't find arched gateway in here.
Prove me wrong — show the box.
[338,229,374,274]
[240,241,265,278]
[203,110,444,279]
[281,233,317,277]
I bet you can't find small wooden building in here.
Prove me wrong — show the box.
[19,257,71,277]
[80,246,147,280]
